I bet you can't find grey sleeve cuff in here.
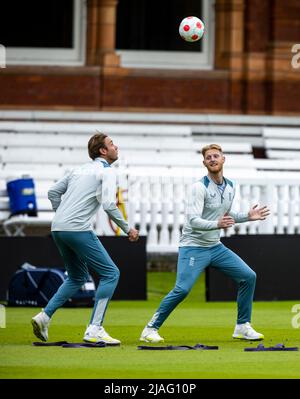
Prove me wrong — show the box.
[228,211,249,223]
[189,217,219,231]
[104,206,130,234]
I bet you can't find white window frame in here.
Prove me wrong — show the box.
[116,0,215,70]
[6,0,86,66]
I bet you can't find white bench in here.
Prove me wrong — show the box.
[1,164,77,174]
[0,132,254,162]
[192,125,263,146]
[0,130,254,169]
[254,159,300,172]
[263,128,300,159]
[1,109,300,125]
[2,213,54,236]
[0,148,90,165]
[192,142,253,155]
[0,133,88,149]
[0,121,192,137]
[118,150,254,168]
[0,169,68,181]
[263,127,300,139]
[0,132,195,152]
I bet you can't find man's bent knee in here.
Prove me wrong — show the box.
[173,285,190,299]
[67,274,89,285]
[249,270,256,281]
[246,270,256,285]
[113,267,120,282]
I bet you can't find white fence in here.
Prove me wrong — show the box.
[94,172,300,252]
[2,171,300,253]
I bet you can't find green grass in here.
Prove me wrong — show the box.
[1,272,300,379]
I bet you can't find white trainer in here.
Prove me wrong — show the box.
[140,327,164,343]
[83,325,121,345]
[232,322,264,341]
[31,311,51,342]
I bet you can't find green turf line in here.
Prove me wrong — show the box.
[1,272,299,378]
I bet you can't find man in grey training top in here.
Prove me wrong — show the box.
[31,133,139,345]
[140,144,270,343]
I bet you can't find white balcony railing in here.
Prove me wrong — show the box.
[94,171,300,253]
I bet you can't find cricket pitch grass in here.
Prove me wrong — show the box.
[1,272,300,379]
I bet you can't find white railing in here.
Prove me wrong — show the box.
[94,172,300,253]
[2,170,300,252]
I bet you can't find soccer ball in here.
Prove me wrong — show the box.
[179,16,205,42]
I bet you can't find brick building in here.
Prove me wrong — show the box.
[0,0,299,114]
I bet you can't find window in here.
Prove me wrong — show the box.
[116,0,214,70]
[2,0,86,66]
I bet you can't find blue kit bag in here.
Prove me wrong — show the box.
[8,263,95,307]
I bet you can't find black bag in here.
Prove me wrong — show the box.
[8,263,95,307]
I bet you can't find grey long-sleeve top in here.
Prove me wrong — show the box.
[48,157,130,233]
[179,175,249,247]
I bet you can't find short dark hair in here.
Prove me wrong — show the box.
[88,133,107,160]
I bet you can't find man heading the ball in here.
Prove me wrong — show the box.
[32,133,139,345]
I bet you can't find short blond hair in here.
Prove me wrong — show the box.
[201,144,223,157]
